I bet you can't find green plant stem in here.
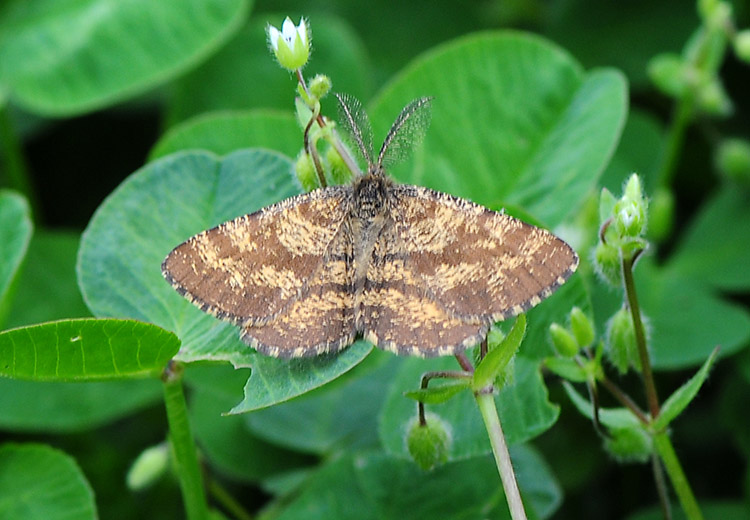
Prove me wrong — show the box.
[162,362,209,520]
[475,391,527,520]
[621,254,660,419]
[654,432,704,520]
[652,453,672,520]
[0,104,38,218]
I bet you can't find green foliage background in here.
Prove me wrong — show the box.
[1,1,749,519]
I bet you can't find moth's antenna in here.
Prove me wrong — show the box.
[335,93,374,168]
[376,97,433,171]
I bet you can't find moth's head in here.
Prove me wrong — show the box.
[352,171,390,219]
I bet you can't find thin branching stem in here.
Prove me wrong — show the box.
[417,370,473,426]
[599,375,650,425]
[652,452,673,520]
[455,352,474,373]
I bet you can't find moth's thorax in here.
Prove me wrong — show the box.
[351,169,392,222]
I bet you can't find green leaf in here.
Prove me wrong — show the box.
[149,110,301,161]
[5,231,91,329]
[563,381,641,430]
[275,448,560,520]
[243,351,394,451]
[473,314,526,390]
[380,356,558,460]
[543,357,590,383]
[0,378,161,432]
[404,380,471,405]
[186,364,311,482]
[652,347,719,431]
[166,13,371,124]
[0,190,32,327]
[0,0,249,115]
[230,340,373,413]
[0,318,179,381]
[667,186,750,291]
[0,443,96,520]
[369,32,627,228]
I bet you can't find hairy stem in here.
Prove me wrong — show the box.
[475,391,527,520]
[654,432,704,520]
[621,253,660,419]
[162,362,209,520]
[599,375,650,425]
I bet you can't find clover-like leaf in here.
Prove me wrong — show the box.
[0,443,96,520]
[0,318,179,381]
[0,0,249,115]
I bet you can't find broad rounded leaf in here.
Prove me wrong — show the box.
[369,32,627,227]
[242,352,394,446]
[230,341,373,413]
[0,318,179,380]
[0,443,96,520]
[380,355,558,460]
[150,110,301,160]
[0,0,249,115]
[0,190,32,325]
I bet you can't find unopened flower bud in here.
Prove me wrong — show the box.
[550,322,579,357]
[570,307,595,348]
[606,306,640,374]
[295,150,318,191]
[406,414,451,471]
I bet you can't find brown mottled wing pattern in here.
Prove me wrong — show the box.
[162,186,357,357]
[363,185,579,357]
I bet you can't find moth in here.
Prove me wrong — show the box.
[162,94,578,358]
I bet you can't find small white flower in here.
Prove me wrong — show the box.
[267,17,310,71]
